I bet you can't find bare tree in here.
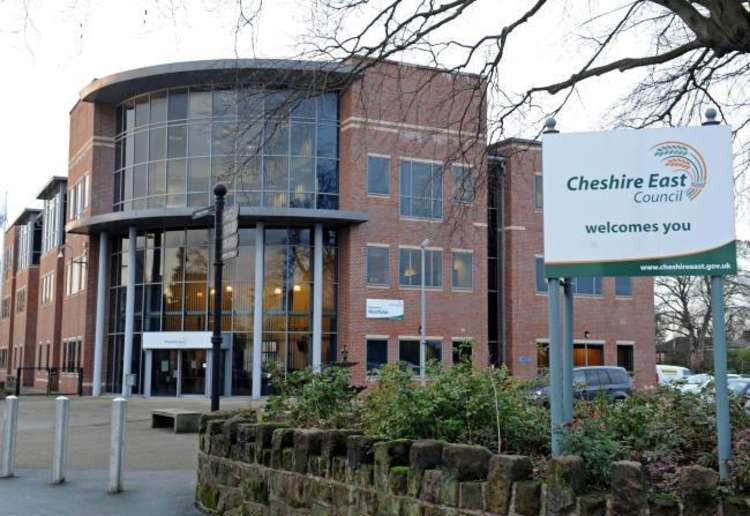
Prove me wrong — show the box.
[655,241,750,371]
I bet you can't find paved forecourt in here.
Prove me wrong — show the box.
[0,395,259,515]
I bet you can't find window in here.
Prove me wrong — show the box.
[573,277,603,296]
[367,156,390,195]
[0,349,6,368]
[366,339,388,373]
[452,165,474,203]
[537,341,549,374]
[63,339,82,371]
[399,339,442,373]
[399,159,443,219]
[3,246,12,279]
[615,277,632,297]
[452,339,472,364]
[451,251,473,290]
[366,245,390,286]
[534,173,543,210]
[1,297,10,319]
[15,287,26,313]
[66,256,87,296]
[42,193,62,254]
[535,256,547,292]
[536,258,603,296]
[617,344,634,373]
[68,175,89,221]
[41,272,54,305]
[399,248,442,288]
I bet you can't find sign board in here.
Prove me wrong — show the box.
[221,205,240,261]
[366,299,404,320]
[223,205,239,235]
[142,332,213,350]
[542,125,736,277]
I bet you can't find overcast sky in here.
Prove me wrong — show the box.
[0,0,747,238]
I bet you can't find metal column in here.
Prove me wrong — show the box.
[251,222,265,399]
[547,278,563,455]
[143,350,152,398]
[93,231,108,396]
[711,275,731,479]
[121,226,136,398]
[312,224,323,372]
[562,278,574,422]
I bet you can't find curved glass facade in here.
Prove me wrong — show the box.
[105,226,338,394]
[113,87,340,211]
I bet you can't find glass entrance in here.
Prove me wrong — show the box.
[152,350,178,396]
[180,350,207,395]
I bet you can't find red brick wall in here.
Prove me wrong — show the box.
[61,101,114,390]
[338,61,488,384]
[0,225,17,383]
[501,142,656,388]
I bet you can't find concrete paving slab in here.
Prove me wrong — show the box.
[0,468,200,516]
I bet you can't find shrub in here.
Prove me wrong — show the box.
[363,361,549,454]
[263,365,362,429]
[562,387,750,492]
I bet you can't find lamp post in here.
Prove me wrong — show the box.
[419,238,431,380]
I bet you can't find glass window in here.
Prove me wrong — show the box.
[188,158,210,193]
[535,256,547,292]
[188,123,210,157]
[116,86,339,211]
[617,345,634,373]
[135,96,149,127]
[399,248,442,288]
[212,88,236,118]
[534,173,543,210]
[574,276,602,296]
[400,160,443,219]
[150,91,167,123]
[399,339,441,374]
[367,156,390,195]
[149,127,166,161]
[366,246,389,286]
[167,88,188,120]
[452,339,472,364]
[291,122,315,157]
[452,165,474,203]
[366,339,388,373]
[188,88,212,119]
[615,276,632,297]
[167,125,187,159]
[451,252,473,290]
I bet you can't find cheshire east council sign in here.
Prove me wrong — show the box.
[542,125,736,277]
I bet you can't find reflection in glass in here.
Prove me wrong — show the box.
[115,87,339,211]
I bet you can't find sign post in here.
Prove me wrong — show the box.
[210,184,227,412]
[542,110,737,468]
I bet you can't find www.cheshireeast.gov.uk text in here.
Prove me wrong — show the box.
[585,221,690,235]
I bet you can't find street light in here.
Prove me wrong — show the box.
[57,242,88,263]
[419,238,431,380]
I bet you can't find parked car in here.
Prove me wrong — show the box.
[531,366,633,402]
[656,365,692,385]
[728,378,750,416]
[676,373,741,394]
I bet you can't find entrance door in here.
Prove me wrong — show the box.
[152,350,179,396]
[181,350,207,395]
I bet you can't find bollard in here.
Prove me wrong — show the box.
[108,397,127,493]
[1,395,19,478]
[50,396,70,484]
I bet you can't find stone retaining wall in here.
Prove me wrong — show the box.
[195,416,750,515]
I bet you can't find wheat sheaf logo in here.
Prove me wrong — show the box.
[651,141,707,200]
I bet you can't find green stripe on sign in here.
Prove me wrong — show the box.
[545,240,737,277]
